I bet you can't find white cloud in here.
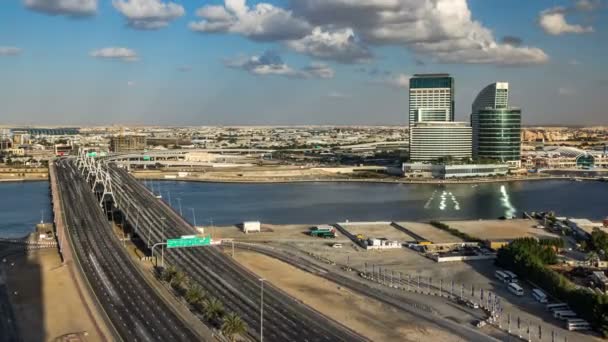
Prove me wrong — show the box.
[90,47,139,62]
[112,0,185,30]
[574,0,602,12]
[287,27,372,64]
[303,62,335,79]
[539,7,594,35]
[225,51,334,79]
[0,46,22,56]
[190,1,311,41]
[24,0,97,16]
[193,0,548,66]
[370,73,411,89]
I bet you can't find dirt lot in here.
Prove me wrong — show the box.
[442,219,560,241]
[4,249,107,341]
[215,223,352,243]
[340,223,414,241]
[395,222,464,243]
[234,250,462,342]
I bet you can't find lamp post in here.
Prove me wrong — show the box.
[190,208,197,227]
[177,197,183,216]
[259,278,265,342]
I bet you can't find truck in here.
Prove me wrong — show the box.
[310,226,337,238]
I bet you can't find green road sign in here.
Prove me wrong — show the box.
[87,152,98,157]
[143,155,151,161]
[167,236,211,249]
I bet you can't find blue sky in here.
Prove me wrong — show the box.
[1,0,607,126]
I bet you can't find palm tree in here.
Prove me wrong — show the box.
[171,271,187,291]
[185,284,206,306]
[221,312,247,341]
[203,297,225,323]
[161,265,178,283]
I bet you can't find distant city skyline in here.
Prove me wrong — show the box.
[1,0,607,126]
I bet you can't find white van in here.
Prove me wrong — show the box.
[508,282,524,296]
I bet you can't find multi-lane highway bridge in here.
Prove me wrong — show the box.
[51,154,366,342]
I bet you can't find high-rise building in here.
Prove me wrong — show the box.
[471,82,522,166]
[409,122,472,162]
[471,82,509,114]
[409,74,454,126]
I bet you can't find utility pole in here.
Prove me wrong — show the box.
[177,197,183,216]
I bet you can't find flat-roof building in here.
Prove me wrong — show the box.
[109,135,147,153]
[409,121,472,162]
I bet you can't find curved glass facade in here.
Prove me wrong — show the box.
[472,108,522,162]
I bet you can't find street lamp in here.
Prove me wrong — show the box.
[190,208,197,227]
[177,197,183,216]
[259,278,265,342]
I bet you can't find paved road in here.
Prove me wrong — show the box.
[55,160,199,342]
[230,242,502,342]
[108,163,366,342]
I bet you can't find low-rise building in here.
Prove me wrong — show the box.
[402,163,509,179]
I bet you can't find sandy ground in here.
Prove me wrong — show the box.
[442,219,560,241]
[234,250,462,342]
[394,222,464,243]
[215,223,352,243]
[4,249,106,342]
[340,223,414,241]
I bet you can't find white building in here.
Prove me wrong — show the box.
[242,221,261,234]
[410,122,472,162]
[409,74,454,127]
[403,163,509,179]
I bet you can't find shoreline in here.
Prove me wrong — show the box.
[131,174,595,185]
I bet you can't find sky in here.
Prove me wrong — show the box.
[1,0,607,126]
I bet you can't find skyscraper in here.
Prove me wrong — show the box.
[409,74,455,127]
[471,82,522,166]
[471,82,509,113]
[410,122,472,162]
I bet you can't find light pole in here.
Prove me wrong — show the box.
[259,278,265,342]
[160,217,166,267]
[177,198,183,216]
[190,208,197,227]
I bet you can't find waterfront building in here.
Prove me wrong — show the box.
[471,82,522,167]
[409,122,472,162]
[521,146,608,169]
[472,82,509,114]
[409,74,454,126]
[402,162,509,179]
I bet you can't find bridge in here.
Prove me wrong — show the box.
[51,153,365,342]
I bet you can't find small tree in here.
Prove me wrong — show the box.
[203,297,225,324]
[161,265,178,283]
[185,284,206,306]
[171,271,187,291]
[221,312,247,341]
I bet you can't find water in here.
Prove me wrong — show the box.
[0,181,52,238]
[1,180,606,238]
[145,180,608,226]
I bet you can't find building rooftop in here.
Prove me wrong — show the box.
[412,73,451,78]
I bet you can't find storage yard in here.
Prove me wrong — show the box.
[442,219,561,241]
[394,222,464,243]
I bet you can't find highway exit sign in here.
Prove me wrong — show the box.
[167,236,211,249]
